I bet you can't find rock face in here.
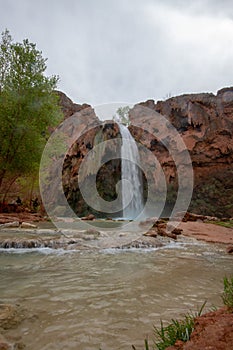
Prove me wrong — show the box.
[55,90,91,119]
[41,99,100,216]
[129,87,233,217]
[58,88,233,218]
[62,121,122,217]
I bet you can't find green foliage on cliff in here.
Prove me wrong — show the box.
[0,29,62,200]
[113,106,130,126]
[189,171,233,218]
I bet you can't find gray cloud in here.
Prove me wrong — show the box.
[0,0,233,105]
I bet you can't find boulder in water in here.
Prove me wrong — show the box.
[0,304,26,349]
[0,304,25,330]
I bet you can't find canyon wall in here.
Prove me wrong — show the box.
[59,87,233,218]
[130,87,233,217]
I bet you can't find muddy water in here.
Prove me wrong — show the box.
[0,242,232,350]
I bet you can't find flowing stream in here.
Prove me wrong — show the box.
[118,123,144,219]
[0,240,232,350]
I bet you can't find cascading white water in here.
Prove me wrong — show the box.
[118,123,144,219]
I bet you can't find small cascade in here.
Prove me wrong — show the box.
[0,238,55,249]
[118,123,144,219]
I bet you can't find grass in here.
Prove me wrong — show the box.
[213,221,233,229]
[100,277,233,350]
[153,316,195,350]
[132,339,150,350]
[222,276,233,309]
[153,301,206,350]
[131,302,206,350]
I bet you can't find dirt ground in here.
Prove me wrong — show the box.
[179,221,233,244]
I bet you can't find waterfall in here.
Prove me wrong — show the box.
[118,123,144,219]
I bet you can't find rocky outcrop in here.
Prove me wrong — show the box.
[55,90,91,119]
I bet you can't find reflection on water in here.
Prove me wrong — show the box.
[0,242,232,350]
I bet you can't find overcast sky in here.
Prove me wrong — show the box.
[0,0,233,106]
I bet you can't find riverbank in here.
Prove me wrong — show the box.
[179,221,233,245]
[0,212,232,251]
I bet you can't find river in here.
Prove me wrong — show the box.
[0,240,232,349]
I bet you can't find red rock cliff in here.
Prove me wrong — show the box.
[129,87,233,217]
[59,88,233,218]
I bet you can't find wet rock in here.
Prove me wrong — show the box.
[226,245,233,254]
[144,229,157,237]
[0,304,25,330]
[0,229,103,249]
[155,222,178,239]
[0,334,10,350]
[0,337,25,350]
[83,228,100,236]
[171,228,183,235]
[0,321,25,349]
[158,229,177,240]
[143,219,182,240]
[0,238,44,249]
[116,236,164,249]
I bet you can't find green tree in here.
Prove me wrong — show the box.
[0,29,62,201]
[113,106,130,126]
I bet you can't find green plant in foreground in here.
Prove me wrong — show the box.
[132,339,150,350]
[153,314,195,350]
[100,277,233,350]
[131,302,206,350]
[222,276,233,309]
